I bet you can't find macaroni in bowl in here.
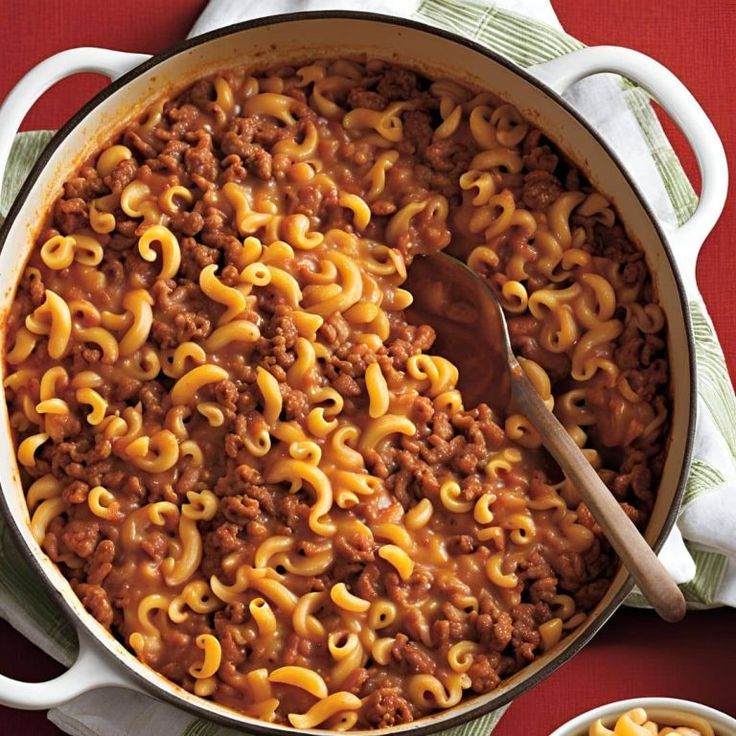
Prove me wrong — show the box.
[590,707,716,736]
[4,59,670,729]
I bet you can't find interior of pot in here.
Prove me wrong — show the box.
[0,14,694,735]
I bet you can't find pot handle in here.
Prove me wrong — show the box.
[0,625,141,709]
[0,47,151,196]
[528,46,728,291]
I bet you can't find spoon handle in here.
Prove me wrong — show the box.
[509,366,686,623]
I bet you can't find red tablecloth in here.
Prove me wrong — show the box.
[0,1,734,734]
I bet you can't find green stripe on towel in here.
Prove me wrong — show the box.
[681,549,729,605]
[690,301,736,465]
[183,720,223,736]
[683,459,727,507]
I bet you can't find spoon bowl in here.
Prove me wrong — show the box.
[405,251,512,411]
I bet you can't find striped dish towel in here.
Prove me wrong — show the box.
[0,1,733,735]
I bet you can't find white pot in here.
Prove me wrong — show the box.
[0,12,727,735]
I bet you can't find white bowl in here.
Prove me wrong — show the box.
[550,697,736,736]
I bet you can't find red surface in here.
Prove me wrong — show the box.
[0,1,734,734]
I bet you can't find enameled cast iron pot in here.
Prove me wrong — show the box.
[0,13,728,735]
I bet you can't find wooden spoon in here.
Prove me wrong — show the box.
[405,251,686,623]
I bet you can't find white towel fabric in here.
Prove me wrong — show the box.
[0,1,731,735]
[189,0,564,36]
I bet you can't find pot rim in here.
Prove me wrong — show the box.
[0,10,697,735]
